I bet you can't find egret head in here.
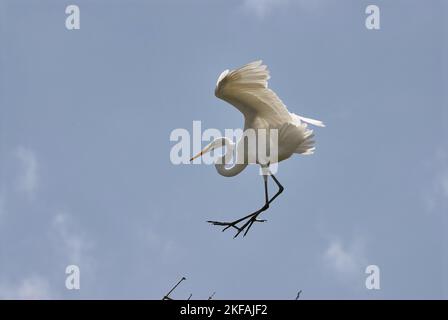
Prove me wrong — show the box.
[190,137,234,162]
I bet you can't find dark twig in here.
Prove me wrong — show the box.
[162,276,186,300]
[208,292,216,300]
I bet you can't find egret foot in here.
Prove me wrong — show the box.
[208,172,284,238]
[207,207,268,238]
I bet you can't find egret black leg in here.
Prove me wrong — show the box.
[267,172,284,204]
[207,171,284,238]
[240,172,284,237]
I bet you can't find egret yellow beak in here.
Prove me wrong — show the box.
[190,151,203,162]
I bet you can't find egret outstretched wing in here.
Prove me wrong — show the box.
[215,60,325,128]
[215,60,291,126]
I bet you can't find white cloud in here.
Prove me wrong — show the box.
[0,213,92,300]
[242,0,289,19]
[15,146,39,199]
[323,238,367,279]
[52,212,91,265]
[324,241,356,274]
[423,147,448,212]
[241,0,324,19]
[0,276,51,299]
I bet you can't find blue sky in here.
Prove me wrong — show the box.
[0,0,447,299]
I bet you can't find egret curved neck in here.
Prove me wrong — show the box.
[214,140,247,177]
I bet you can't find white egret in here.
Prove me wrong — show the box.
[191,60,324,238]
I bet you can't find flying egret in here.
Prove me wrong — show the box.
[190,60,324,238]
